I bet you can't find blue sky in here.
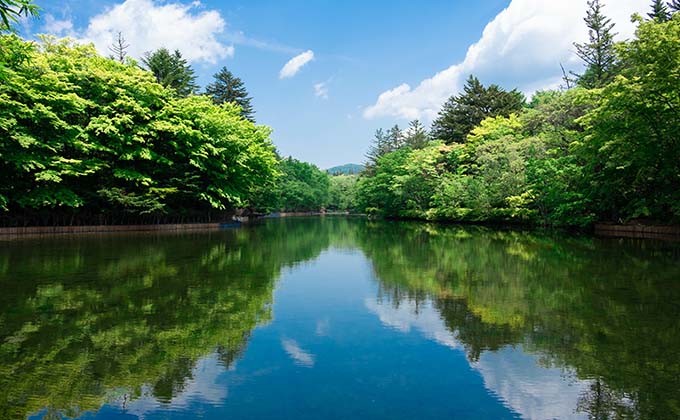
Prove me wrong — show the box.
[27,0,647,168]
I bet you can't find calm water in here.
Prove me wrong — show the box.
[1,218,679,420]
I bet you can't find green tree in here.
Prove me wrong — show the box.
[141,48,197,97]
[670,0,680,12]
[365,128,392,172]
[403,119,429,149]
[0,0,38,31]
[577,16,680,221]
[573,0,618,88]
[328,175,358,211]
[649,0,670,22]
[430,76,525,144]
[0,37,278,225]
[205,66,255,122]
[387,124,405,150]
[356,148,411,216]
[251,157,330,213]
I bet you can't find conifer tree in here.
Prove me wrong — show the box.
[649,0,670,22]
[141,48,197,97]
[573,0,618,88]
[365,128,391,171]
[387,125,405,151]
[669,0,680,12]
[431,76,524,143]
[404,120,429,149]
[205,67,255,122]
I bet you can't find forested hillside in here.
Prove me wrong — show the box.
[327,164,364,175]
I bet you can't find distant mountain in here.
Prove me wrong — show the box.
[326,163,364,176]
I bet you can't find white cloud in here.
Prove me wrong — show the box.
[71,0,233,63]
[314,81,329,99]
[365,298,463,350]
[364,0,649,121]
[279,50,314,79]
[281,338,315,367]
[42,15,75,37]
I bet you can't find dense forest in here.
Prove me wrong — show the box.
[0,0,679,228]
[355,2,680,227]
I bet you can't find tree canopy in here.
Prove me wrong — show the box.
[430,76,525,144]
[358,14,680,227]
[141,48,198,97]
[0,36,278,225]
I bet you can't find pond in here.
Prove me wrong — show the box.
[1,217,679,419]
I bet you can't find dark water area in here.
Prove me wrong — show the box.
[1,218,679,419]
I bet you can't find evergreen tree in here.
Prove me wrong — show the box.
[431,76,525,144]
[108,32,129,64]
[205,67,255,122]
[387,124,405,151]
[365,128,391,170]
[669,0,680,13]
[404,119,429,149]
[649,0,670,22]
[141,48,197,97]
[573,0,618,88]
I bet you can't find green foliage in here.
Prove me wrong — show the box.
[576,15,680,221]
[327,175,358,211]
[403,119,430,149]
[670,0,680,13]
[574,0,618,88]
[649,0,670,22]
[430,75,525,144]
[141,48,198,97]
[0,36,278,225]
[251,157,330,212]
[356,148,412,217]
[359,14,680,227]
[0,0,38,32]
[205,66,255,122]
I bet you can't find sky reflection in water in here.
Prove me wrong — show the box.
[1,218,677,419]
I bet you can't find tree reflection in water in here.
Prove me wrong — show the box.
[0,218,678,419]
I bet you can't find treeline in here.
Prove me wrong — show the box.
[0,35,279,226]
[251,157,358,213]
[0,0,343,226]
[356,1,680,227]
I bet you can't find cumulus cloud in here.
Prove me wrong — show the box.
[42,15,76,37]
[314,81,329,99]
[364,0,648,121]
[279,50,314,79]
[48,0,234,63]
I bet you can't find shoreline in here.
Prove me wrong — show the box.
[0,216,678,241]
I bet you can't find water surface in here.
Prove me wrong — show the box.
[1,218,679,419]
